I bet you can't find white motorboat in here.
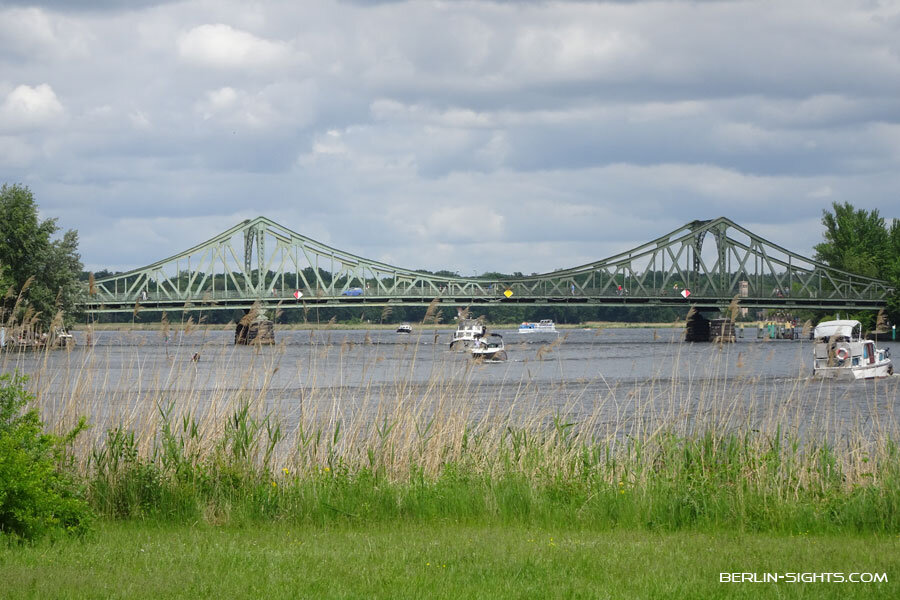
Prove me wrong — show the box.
[450,319,486,351]
[470,333,507,362]
[518,319,557,334]
[812,319,893,379]
[396,323,412,334]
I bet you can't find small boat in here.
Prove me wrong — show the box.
[449,319,486,351]
[470,333,507,362]
[396,323,412,334]
[812,319,893,379]
[518,319,557,334]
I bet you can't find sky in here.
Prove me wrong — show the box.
[1,0,899,275]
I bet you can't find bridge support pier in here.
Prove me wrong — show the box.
[685,311,735,343]
[710,318,736,343]
[684,310,710,342]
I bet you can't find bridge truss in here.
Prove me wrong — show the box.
[83,216,893,314]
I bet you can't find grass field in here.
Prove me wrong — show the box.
[2,522,898,599]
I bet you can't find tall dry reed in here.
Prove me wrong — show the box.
[2,322,898,531]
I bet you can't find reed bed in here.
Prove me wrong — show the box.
[3,324,900,534]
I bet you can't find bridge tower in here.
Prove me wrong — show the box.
[686,219,732,341]
[688,218,729,294]
[244,224,265,294]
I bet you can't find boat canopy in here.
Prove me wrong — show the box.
[813,320,861,340]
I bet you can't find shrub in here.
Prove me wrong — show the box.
[0,372,92,542]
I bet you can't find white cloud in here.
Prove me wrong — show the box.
[0,84,64,131]
[510,23,645,81]
[195,81,318,130]
[808,185,833,199]
[177,23,291,69]
[310,129,347,156]
[129,110,151,130]
[421,206,505,242]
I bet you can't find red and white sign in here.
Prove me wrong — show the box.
[293,290,303,299]
[680,289,691,299]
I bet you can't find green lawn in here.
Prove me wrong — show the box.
[2,522,898,599]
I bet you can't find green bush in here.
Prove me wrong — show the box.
[0,372,93,542]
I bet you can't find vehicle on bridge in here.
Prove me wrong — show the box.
[341,287,364,296]
[812,319,893,379]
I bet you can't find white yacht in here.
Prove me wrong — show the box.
[812,319,893,379]
[518,319,557,334]
[470,333,507,362]
[450,319,486,351]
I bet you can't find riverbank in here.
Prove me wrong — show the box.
[2,522,896,599]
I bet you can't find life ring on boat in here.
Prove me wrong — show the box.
[835,347,849,362]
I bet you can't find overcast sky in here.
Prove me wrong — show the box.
[1,0,899,274]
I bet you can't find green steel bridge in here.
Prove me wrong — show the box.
[81,216,893,315]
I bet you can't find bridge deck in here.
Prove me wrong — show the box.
[86,290,886,314]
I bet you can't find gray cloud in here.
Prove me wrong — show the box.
[0,1,180,12]
[1,0,899,274]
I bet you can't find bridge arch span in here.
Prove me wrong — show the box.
[83,216,893,314]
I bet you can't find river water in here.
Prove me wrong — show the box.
[4,326,899,442]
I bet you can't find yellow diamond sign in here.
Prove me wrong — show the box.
[504,289,513,298]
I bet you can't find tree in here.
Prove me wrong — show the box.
[814,202,890,279]
[813,201,900,327]
[0,184,84,328]
[0,372,92,541]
